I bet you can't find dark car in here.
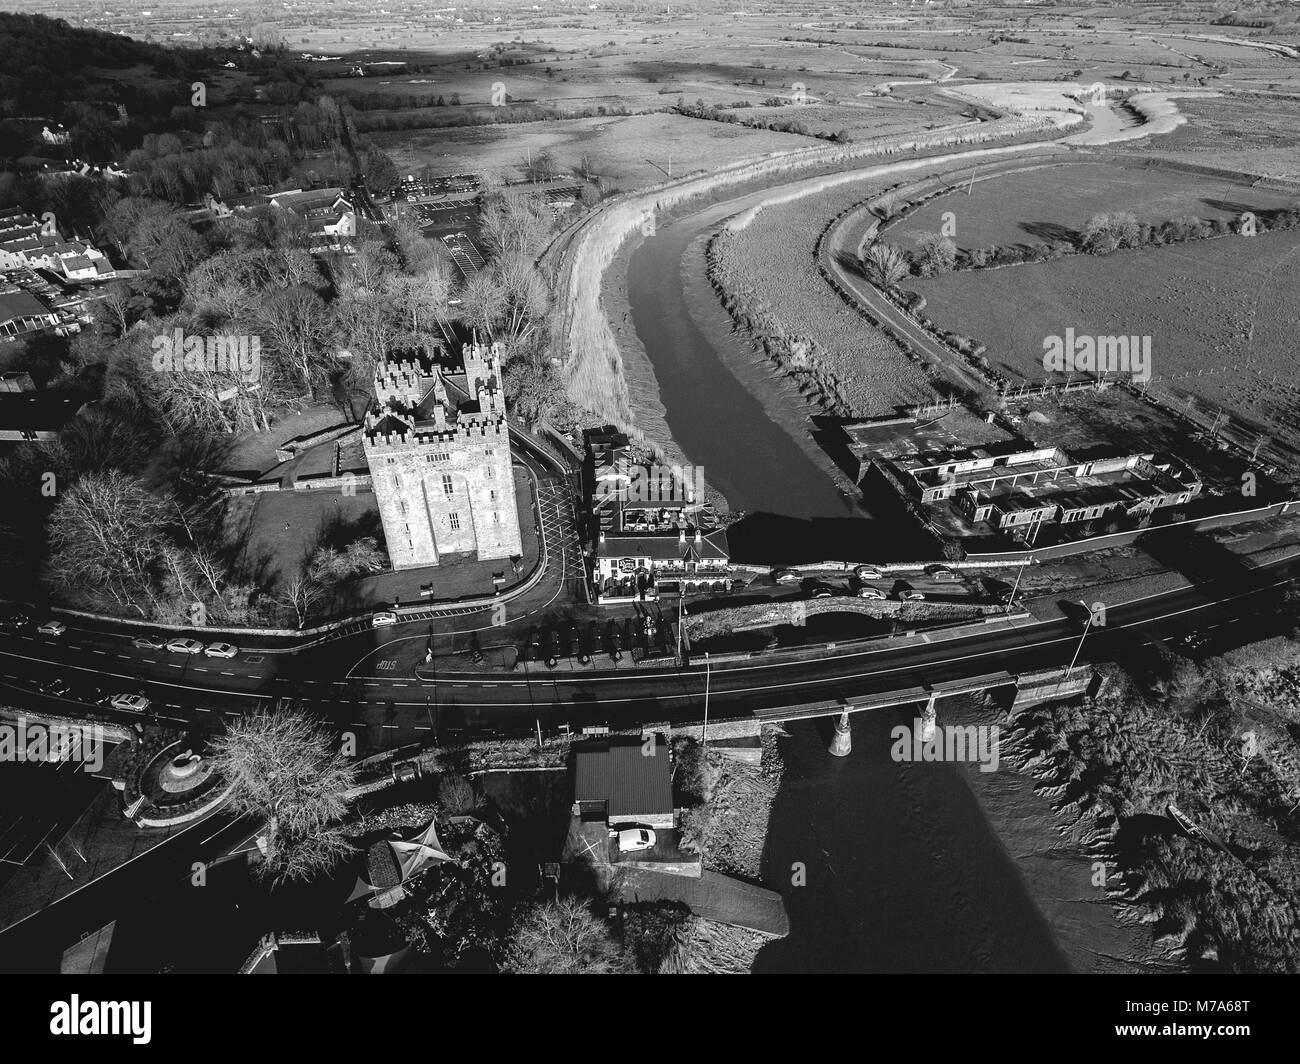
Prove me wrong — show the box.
[38,678,72,699]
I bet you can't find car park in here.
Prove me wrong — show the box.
[36,620,66,636]
[204,642,239,658]
[109,693,151,712]
[165,637,205,655]
[132,633,167,650]
[615,827,656,853]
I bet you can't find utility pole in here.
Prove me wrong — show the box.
[1007,557,1027,613]
[1065,600,1095,679]
[702,652,710,750]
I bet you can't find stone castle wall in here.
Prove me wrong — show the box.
[363,343,523,570]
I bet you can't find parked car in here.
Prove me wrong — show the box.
[38,678,72,698]
[772,568,801,585]
[36,620,66,636]
[165,637,205,655]
[132,633,167,650]
[0,611,29,630]
[809,587,834,599]
[615,827,656,853]
[898,590,926,602]
[371,611,398,628]
[109,693,151,712]
[925,564,959,581]
[854,564,883,580]
[204,642,239,659]
[856,586,886,600]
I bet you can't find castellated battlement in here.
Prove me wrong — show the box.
[362,339,524,571]
[373,346,442,405]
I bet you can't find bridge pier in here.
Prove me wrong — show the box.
[828,709,852,757]
[921,693,937,743]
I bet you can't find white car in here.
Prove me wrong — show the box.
[165,637,205,655]
[204,642,238,658]
[132,633,167,650]
[615,827,656,853]
[371,611,398,628]
[36,620,66,636]
[856,586,886,600]
[109,693,150,712]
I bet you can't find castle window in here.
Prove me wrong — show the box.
[442,474,454,496]
[484,448,494,457]
[386,458,396,465]
[487,467,496,478]
[428,452,450,463]
[399,500,407,515]
[449,512,461,531]
[489,489,497,502]
[493,511,500,525]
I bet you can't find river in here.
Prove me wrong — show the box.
[622,190,1167,972]
[625,200,860,521]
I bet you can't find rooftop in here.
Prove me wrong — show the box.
[574,737,673,820]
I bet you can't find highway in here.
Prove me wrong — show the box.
[1,546,1296,753]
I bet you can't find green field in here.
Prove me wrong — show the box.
[883,159,1298,254]
[910,228,1300,442]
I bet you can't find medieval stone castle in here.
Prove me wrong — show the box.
[362,340,523,570]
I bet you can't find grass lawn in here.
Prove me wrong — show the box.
[882,160,1297,254]
[223,467,540,618]
[910,229,1300,443]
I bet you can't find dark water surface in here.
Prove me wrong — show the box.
[756,709,1069,973]
[625,212,857,521]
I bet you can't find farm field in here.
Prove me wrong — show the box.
[372,112,817,190]
[722,180,937,417]
[881,159,1299,255]
[909,229,1300,443]
[1118,95,1300,180]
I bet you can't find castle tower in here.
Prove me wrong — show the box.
[363,342,524,570]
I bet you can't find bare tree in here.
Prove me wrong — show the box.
[271,573,324,628]
[864,242,910,289]
[257,285,333,400]
[208,705,357,885]
[46,471,171,615]
[478,194,554,259]
[457,270,507,341]
[504,896,629,974]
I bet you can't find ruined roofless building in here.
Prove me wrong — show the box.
[363,340,523,570]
